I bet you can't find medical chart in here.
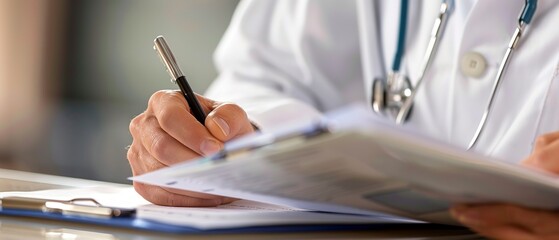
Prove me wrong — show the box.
[132,104,559,225]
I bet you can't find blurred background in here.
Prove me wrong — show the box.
[0,0,239,183]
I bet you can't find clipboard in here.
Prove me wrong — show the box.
[0,193,443,234]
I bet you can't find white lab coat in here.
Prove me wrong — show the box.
[205,0,559,163]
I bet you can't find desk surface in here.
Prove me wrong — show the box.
[0,168,481,240]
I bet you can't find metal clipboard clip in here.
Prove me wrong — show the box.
[0,196,135,218]
[211,120,332,161]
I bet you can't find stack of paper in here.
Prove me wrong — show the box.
[131,104,559,225]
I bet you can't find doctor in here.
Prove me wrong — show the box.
[127,0,559,239]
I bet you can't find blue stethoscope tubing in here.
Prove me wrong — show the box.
[377,0,538,150]
[372,0,453,123]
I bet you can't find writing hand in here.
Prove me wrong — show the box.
[127,90,255,206]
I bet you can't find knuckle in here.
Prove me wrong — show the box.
[536,135,553,147]
[168,91,185,102]
[126,145,139,163]
[149,90,182,110]
[158,109,179,131]
[129,114,143,135]
[532,150,550,164]
[126,145,147,176]
[149,90,167,105]
[219,103,246,116]
[159,90,185,106]
[150,135,173,162]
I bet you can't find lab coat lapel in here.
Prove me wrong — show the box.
[448,0,523,150]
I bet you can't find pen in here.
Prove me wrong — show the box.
[153,35,206,125]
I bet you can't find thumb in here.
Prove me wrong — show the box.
[205,103,255,142]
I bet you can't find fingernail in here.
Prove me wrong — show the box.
[200,139,221,156]
[213,117,230,137]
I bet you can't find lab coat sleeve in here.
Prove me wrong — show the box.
[205,0,337,131]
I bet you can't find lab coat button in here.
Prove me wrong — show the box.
[460,52,487,78]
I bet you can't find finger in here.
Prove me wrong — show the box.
[468,225,535,240]
[128,143,230,201]
[129,143,235,201]
[522,131,559,168]
[525,140,559,173]
[452,204,559,235]
[149,91,223,156]
[205,103,255,142]
[127,140,170,175]
[126,141,146,175]
[534,132,559,150]
[128,138,170,175]
[148,90,218,119]
[451,205,537,240]
[133,182,225,207]
[195,93,220,114]
[148,90,220,117]
[138,115,201,166]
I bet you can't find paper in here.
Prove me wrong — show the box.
[131,132,429,221]
[0,186,412,229]
[131,104,559,225]
[138,199,410,229]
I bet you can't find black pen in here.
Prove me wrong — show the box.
[153,35,206,125]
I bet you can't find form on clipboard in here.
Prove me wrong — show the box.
[0,186,414,232]
[132,104,559,226]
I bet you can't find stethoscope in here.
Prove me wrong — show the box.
[371,0,538,150]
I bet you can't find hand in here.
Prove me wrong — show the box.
[451,203,559,240]
[522,131,559,173]
[127,90,255,206]
[451,131,559,240]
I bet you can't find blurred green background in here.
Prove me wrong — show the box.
[0,0,239,183]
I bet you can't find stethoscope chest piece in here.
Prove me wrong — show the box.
[372,72,413,121]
